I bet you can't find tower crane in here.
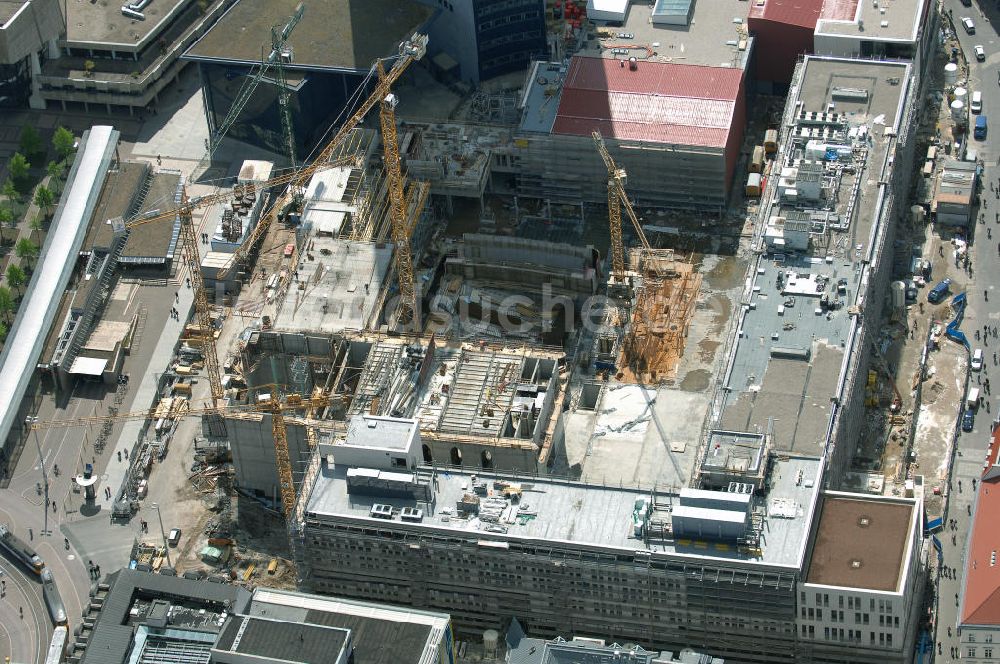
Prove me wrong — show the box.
[592,131,652,284]
[116,149,361,408]
[377,62,418,327]
[30,388,345,520]
[194,3,304,177]
[214,33,429,290]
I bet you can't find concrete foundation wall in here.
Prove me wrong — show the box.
[228,415,310,503]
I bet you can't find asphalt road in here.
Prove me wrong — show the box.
[935,0,1000,659]
[0,561,47,664]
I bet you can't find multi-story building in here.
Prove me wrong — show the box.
[295,424,925,664]
[34,0,239,114]
[416,0,548,84]
[0,0,63,108]
[509,0,752,211]
[182,0,433,158]
[73,567,455,664]
[958,428,1000,663]
[747,0,936,91]
[714,54,919,485]
[797,492,926,662]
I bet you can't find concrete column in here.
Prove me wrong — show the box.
[28,50,47,110]
[106,103,112,114]
[46,39,60,60]
[84,101,89,113]
[129,105,134,116]
[61,100,66,111]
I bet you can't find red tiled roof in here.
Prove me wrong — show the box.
[748,0,824,29]
[820,0,860,22]
[962,427,1000,625]
[551,56,742,149]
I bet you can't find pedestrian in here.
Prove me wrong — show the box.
[28,528,32,541]
[974,478,978,489]
[95,564,100,577]
[117,450,122,462]
[123,448,128,460]
[993,352,996,365]
[175,291,179,302]
[186,277,191,288]
[157,154,162,166]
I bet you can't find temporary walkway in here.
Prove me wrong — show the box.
[0,125,118,468]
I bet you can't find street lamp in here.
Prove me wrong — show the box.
[26,417,50,536]
[150,503,171,567]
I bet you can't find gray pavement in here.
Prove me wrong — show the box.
[935,1,1000,659]
[0,62,266,662]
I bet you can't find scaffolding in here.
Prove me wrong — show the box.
[620,257,701,384]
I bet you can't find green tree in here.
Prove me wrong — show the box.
[52,127,75,161]
[33,186,54,218]
[46,160,64,183]
[29,216,42,242]
[6,263,25,292]
[83,60,95,77]
[8,153,29,184]
[18,126,42,157]
[0,286,14,321]
[0,208,11,243]
[0,320,9,344]
[2,179,17,209]
[15,238,38,265]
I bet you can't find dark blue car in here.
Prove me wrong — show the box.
[928,279,952,304]
[963,408,976,432]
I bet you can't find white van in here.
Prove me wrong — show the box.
[972,90,983,114]
[973,348,984,371]
[968,387,982,409]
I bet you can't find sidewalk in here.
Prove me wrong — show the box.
[100,284,194,511]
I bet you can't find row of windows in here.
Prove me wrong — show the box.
[802,592,894,614]
[804,626,894,647]
[476,0,541,16]
[968,648,994,658]
[968,634,996,643]
[478,12,541,32]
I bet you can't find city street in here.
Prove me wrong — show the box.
[935,0,1000,659]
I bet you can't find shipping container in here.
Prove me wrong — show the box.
[750,145,765,173]
[764,129,779,153]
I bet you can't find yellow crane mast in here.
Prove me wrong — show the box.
[377,65,417,327]
[215,33,429,284]
[591,130,652,281]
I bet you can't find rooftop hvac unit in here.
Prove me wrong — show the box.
[400,506,424,522]
[369,503,394,519]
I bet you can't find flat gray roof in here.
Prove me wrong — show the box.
[65,0,190,49]
[816,0,926,44]
[519,61,566,134]
[0,126,116,458]
[344,415,415,451]
[121,170,181,262]
[247,588,446,664]
[580,0,753,69]
[718,56,912,456]
[80,568,247,664]
[305,454,823,568]
[216,616,349,664]
[183,0,433,71]
[84,162,148,251]
[0,0,24,26]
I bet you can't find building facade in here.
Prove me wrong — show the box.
[0,0,63,108]
[418,0,548,84]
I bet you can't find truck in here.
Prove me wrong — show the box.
[927,278,951,304]
[975,115,988,140]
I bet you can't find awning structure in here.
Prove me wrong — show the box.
[69,356,108,376]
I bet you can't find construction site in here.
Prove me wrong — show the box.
[4,0,949,662]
